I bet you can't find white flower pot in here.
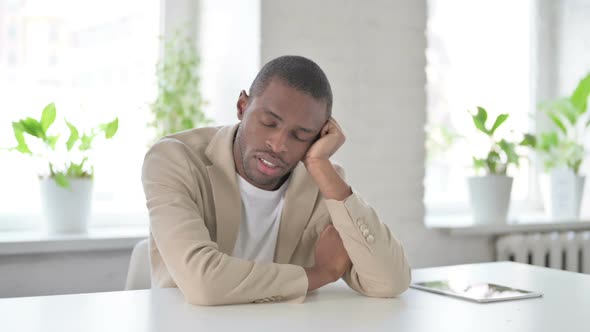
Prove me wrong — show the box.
[468,175,513,224]
[541,168,585,220]
[39,178,93,234]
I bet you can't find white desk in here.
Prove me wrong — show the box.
[1,262,588,332]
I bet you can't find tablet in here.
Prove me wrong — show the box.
[410,280,543,303]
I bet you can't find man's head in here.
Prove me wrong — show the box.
[233,55,333,190]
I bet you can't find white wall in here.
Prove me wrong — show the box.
[0,250,131,298]
[260,0,494,268]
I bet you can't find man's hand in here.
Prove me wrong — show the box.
[303,117,352,201]
[304,224,351,292]
[303,117,346,166]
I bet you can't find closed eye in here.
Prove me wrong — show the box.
[292,133,306,142]
[292,132,314,142]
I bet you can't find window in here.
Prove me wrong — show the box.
[0,0,160,229]
[424,0,534,216]
[199,0,260,126]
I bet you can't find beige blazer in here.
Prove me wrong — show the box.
[142,124,411,305]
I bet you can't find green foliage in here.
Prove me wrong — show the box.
[149,31,211,141]
[571,73,590,113]
[40,103,56,133]
[469,106,529,175]
[7,102,118,188]
[65,120,79,151]
[520,133,537,148]
[12,122,32,154]
[531,72,590,174]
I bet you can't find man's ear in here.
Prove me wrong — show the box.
[236,90,249,120]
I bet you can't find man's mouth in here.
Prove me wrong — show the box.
[255,156,283,177]
[258,157,279,168]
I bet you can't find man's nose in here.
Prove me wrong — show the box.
[266,130,288,154]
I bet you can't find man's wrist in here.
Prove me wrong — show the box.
[302,157,328,170]
[304,158,352,201]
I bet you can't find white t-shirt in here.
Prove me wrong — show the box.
[231,175,289,263]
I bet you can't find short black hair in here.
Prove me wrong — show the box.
[249,55,333,117]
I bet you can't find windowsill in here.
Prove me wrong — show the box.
[0,226,149,256]
[426,214,590,236]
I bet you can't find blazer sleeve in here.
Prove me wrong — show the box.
[323,165,411,298]
[142,139,308,306]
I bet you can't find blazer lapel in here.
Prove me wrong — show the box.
[274,163,319,264]
[205,125,242,255]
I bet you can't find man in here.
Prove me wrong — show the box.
[142,55,411,306]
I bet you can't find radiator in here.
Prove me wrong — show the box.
[496,231,590,274]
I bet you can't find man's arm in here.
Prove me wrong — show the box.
[143,139,310,305]
[304,223,351,292]
[304,119,411,298]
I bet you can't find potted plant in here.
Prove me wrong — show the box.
[8,102,118,233]
[468,106,534,224]
[532,72,590,220]
[149,31,211,141]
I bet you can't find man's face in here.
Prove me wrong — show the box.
[234,78,328,190]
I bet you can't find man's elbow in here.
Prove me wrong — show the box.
[386,263,412,297]
[182,282,225,306]
[371,262,412,298]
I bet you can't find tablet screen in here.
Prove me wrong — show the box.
[411,280,543,303]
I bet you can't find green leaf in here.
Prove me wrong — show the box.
[470,106,490,135]
[544,159,555,171]
[548,98,577,125]
[66,157,88,177]
[11,122,32,154]
[546,111,567,134]
[560,101,578,125]
[65,120,79,151]
[53,172,70,189]
[79,157,88,170]
[40,102,56,133]
[46,135,60,150]
[571,159,583,175]
[570,72,590,114]
[486,150,501,174]
[79,133,95,151]
[101,118,118,139]
[66,162,78,177]
[472,157,486,170]
[20,118,45,139]
[489,114,509,135]
[499,139,519,166]
[181,118,194,130]
[538,132,559,151]
[520,133,536,148]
